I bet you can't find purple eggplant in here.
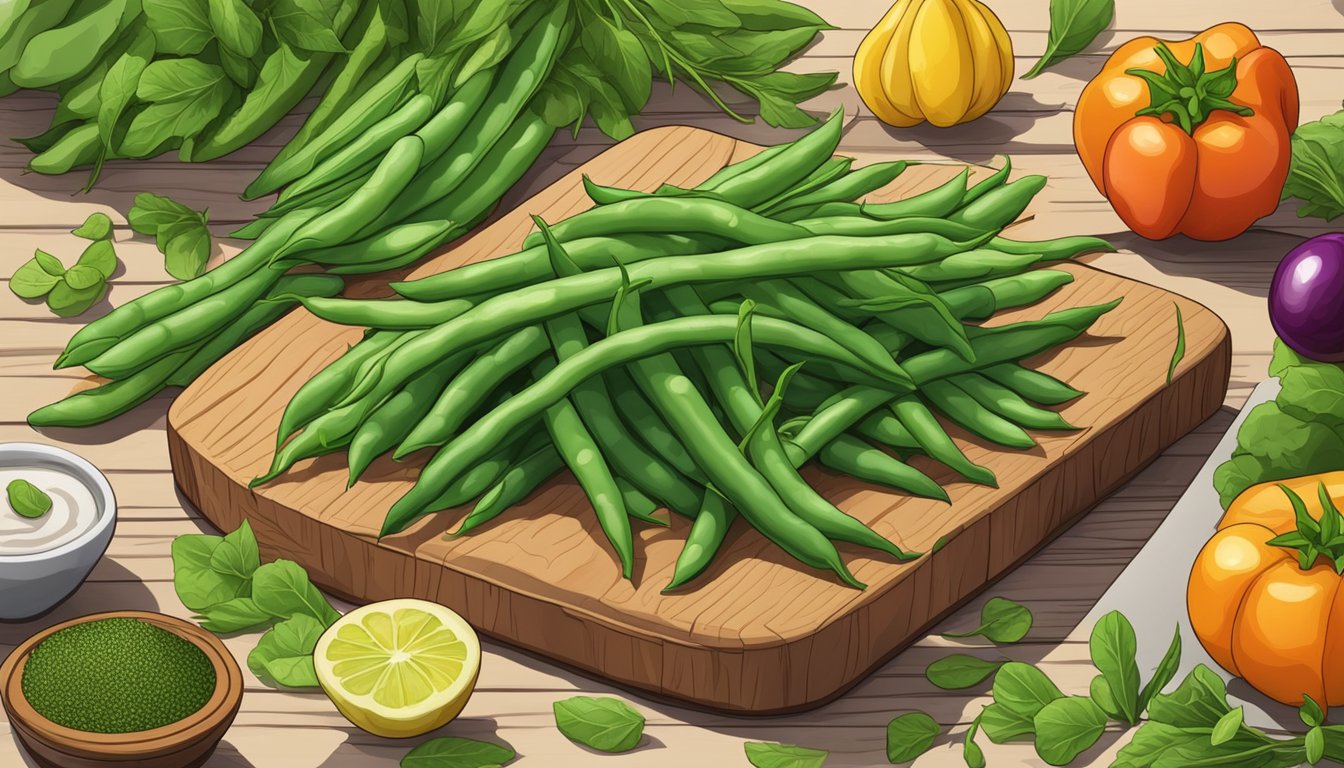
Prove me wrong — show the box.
[1269,233,1344,363]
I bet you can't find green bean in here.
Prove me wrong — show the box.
[664,492,734,592]
[950,374,1078,431]
[796,215,988,240]
[56,209,317,368]
[84,267,288,379]
[890,396,996,486]
[28,349,191,428]
[536,359,633,579]
[580,176,671,206]
[819,270,972,360]
[947,175,1046,230]
[253,390,378,488]
[785,386,897,462]
[707,108,843,209]
[939,270,1074,321]
[392,233,718,302]
[602,366,703,482]
[521,197,810,250]
[424,435,538,514]
[817,435,948,502]
[228,217,276,242]
[697,142,790,191]
[899,250,1042,284]
[854,412,922,451]
[346,350,476,485]
[862,168,967,220]
[960,157,1011,207]
[775,202,864,222]
[280,135,425,256]
[991,235,1112,261]
[273,157,377,214]
[367,232,967,404]
[275,91,436,203]
[618,479,667,527]
[274,331,402,451]
[920,381,1035,449]
[299,294,475,330]
[167,275,346,388]
[450,443,565,537]
[396,327,550,457]
[244,52,424,197]
[739,279,913,387]
[756,157,854,213]
[772,160,910,212]
[299,220,457,269]
[546,314,702,518]
[981,363,1085,405]
[379,313,908,532]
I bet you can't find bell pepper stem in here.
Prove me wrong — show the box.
[1125,42,1255,135]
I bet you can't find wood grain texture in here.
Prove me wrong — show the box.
[165,126,1230,714]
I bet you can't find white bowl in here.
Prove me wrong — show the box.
[0,443,116,620]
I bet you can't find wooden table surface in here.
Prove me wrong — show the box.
[0,2,1337,766]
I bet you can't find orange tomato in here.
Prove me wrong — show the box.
[1187,472,1344,706]
[1074,23,1299,241]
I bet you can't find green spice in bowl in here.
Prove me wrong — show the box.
[22,618,216,734]
[0,610,243,768]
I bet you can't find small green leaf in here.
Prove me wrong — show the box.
[979,702,1034,743]
[1089,675,1122,720]
[963,717,986,768]
[743,741,828,768]
[553,696,645,753]
[196,597,273,634]
[1022,0,1115,79]
[1032,696,1108,766]
[1307,725,1325,765]
[46,279,106,317]
[9,254,64,299]
[1167,303,1186,384]
[77,239,118,279]
[1210,707,1243,745]
[207,0,263,58]
[925,654,1003,690]
[248,613,325,688]
[1138,625,1182,715]
[401,736,516,768]
[250,559,341,627]
[1301,692,1325,727]
[943,597,1033,643]
[63,265,105,291]
[1089,611,1141,724]
[991,662,1064,719]
[6,479,52,518]
[128,191,202,236]
[886,711,939,763]
[72,212,114,241]
[162,221,212,280]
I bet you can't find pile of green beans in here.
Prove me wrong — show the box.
[251,122,1120,591]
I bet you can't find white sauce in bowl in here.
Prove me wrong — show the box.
[0,465,100,556]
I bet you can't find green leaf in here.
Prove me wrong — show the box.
[6,478,52,518]
[76,239,118,279]
[1089,675,1122,719]
[217,46,258,89]
[580,18,652,112]
[1284,110,1344,221]
[128,191,203,236]
[979,702,1035,743]
[271,0,348,53]
[207,0,263,58]
[143,0,214,55]
[1167,303,1185,384]
[1280,365,1344,427]
[1022,0,1115,79]
[209,519,261,586]
[63,265,105,291]
[720,0,830,31]
[1137,625,1182,714]
[885,711,939,763]
[1307,726,1325,765]
[963,718,986,768]
[1032,696,1108,766]
[991,662,1064,719]
[72,212,114,241]
[1090,610,1141,724]
[172,532,244,611]
[250,559,341,627]
[414,0,469,53]
[122,59,232,156]
[247,613,325,688]
[46,279,106,317]
[1210,707,1243,745]
[196,596,273,633]
[1301,693,1326,727]
[98,42,154,148]
[162,219,213,280]
[943,596,1033,643]
[454,22,512,89]
[401,736,516,768]
[9,253,64,299]
[925,654,1003,690]
[552,696,645,753]
[1145,664,1233,728]
[1269,338,1309,377]
[743,741,828,768]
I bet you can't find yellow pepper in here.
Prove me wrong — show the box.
[854,0,1014,128]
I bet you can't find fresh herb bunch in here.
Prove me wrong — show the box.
[1213,339,1344,508]
[1282,107,1344,221]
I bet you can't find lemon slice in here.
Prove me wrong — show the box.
[314,598,481,738]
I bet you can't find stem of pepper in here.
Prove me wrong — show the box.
[1264,483,1344,573]
[1124,42,1254,135]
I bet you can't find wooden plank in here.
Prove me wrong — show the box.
[164,125,1230,714]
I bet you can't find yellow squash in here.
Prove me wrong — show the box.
[855,0,1014,128]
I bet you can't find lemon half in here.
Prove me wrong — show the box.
[314,598,481,738]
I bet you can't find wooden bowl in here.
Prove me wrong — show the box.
[0,610,244,768]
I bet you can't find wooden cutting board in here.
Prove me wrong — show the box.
[166,126,1231,714]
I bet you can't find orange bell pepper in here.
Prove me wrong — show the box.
[1074,23,1299,241]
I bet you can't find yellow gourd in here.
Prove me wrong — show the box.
[854,0,1014,128]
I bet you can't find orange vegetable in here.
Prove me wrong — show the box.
[1074,23,1299,241]
[1187,472,1344,706]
